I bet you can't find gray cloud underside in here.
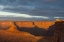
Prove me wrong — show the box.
[0,0,64,20]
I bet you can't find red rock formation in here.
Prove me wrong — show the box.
[16,21,55,29]
[53,21,64,42]
[0,21,64,42]
[7,22,19,32]
[0,21,55,30]
[16,22,34,28]
[34,21,55,29]
[0,21,11,30]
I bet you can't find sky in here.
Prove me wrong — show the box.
[0,0,64,20]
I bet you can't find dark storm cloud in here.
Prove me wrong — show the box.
[28,7,64,16]
[0,0,64,20]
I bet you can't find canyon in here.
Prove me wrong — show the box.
[0,20,64,42]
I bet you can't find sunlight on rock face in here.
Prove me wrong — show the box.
[16,22,34,28]
[34,21,55,29]
[0,21,55,30]
[34,22,54,29]
[16,21,55,29]
[0,21,11,30]
[7,22,19,32]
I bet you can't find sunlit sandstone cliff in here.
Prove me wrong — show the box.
[34,21,55,29]
[7,22,19,32]
[0,21,11,30]
[16,21,35,28]
[16,21,55,29]
[0,21,55,30]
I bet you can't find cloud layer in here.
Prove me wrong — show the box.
[0,0,64,20]
[0,11,49,19]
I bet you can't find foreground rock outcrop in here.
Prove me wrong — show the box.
[53,21,64,42]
